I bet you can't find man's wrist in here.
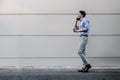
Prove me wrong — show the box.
[75,20,78,22]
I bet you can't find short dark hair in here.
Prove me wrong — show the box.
[79,10,86,17]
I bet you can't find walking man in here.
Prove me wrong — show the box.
[73,10,92,72]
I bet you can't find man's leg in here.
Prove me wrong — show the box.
[78,36,91,72]
[78,36,88,66]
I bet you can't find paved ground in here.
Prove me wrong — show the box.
[0,68,120,80]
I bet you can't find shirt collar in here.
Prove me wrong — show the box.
[80,18,84,22]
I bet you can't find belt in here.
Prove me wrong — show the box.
[80,35,88,37]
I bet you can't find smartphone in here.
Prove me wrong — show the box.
[76,18,80,20]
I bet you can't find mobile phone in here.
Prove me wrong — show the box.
[76,18,80,20]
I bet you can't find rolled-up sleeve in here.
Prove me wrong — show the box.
[76,26,79,30]
[82,20,89,32]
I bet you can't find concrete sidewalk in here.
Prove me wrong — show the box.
[0,68,120,80]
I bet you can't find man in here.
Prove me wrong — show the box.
[73,10,92,72]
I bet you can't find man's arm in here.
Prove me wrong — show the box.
[73,28,85,33]
[73,19,89,33]
[73,20,85,32]
[73,20,78,32]
[74,21,78,28]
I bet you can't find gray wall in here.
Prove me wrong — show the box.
[0,0,120,67]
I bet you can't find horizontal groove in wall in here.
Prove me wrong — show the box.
[0,13,120,15]
[0,34,120,36]
[91,66,120,68]
[0,57,120,59]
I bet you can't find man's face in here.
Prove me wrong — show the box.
[77,13,83,19]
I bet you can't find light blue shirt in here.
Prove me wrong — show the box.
[77,18,90,36]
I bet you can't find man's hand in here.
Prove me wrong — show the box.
[76,17,80,21]
[73,27,79,33]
